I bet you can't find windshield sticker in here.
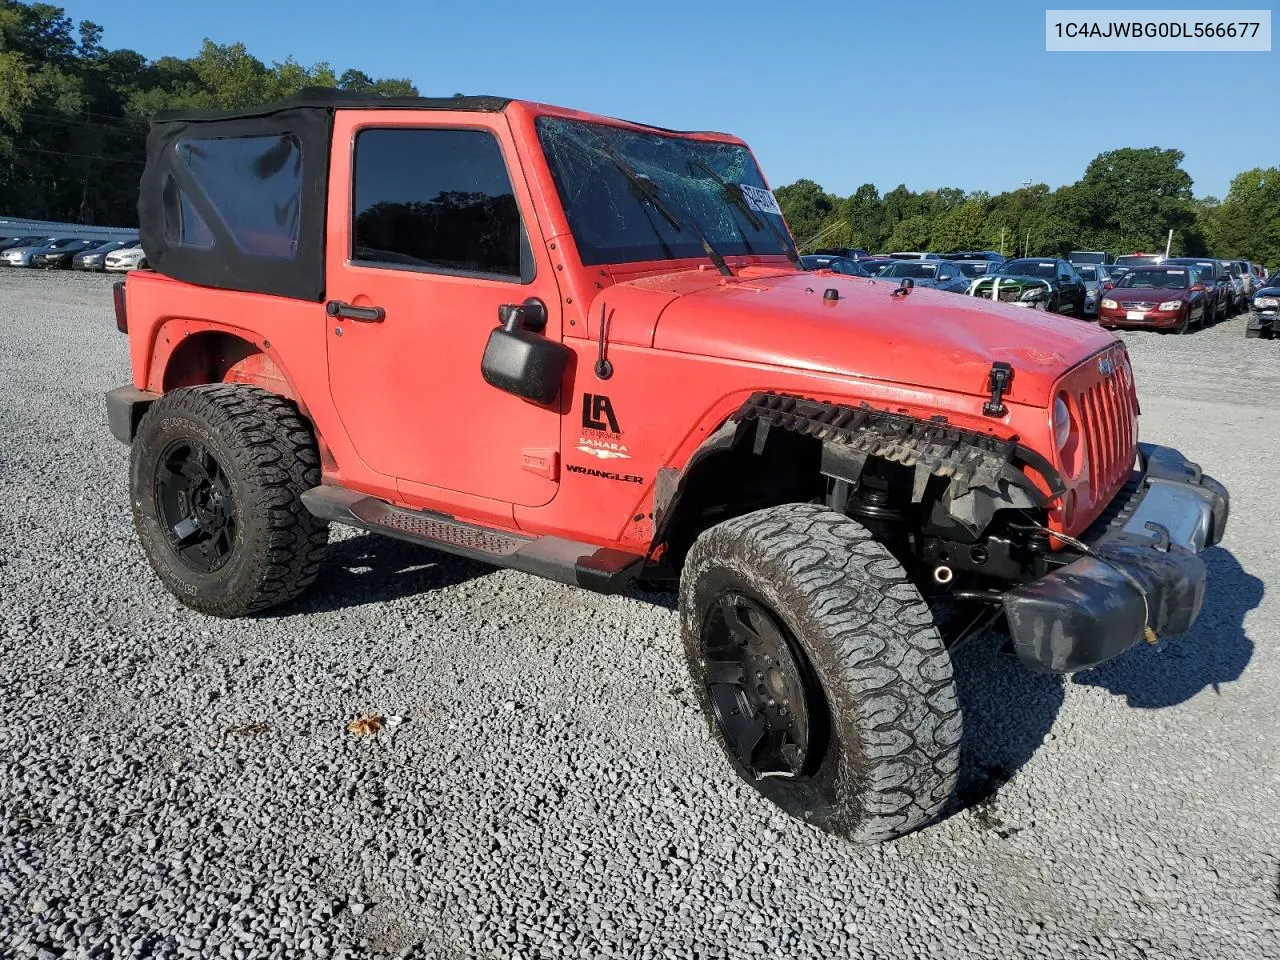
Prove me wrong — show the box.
[1166,270,1186,275]
[739,184,782,216]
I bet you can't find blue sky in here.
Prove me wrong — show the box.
[61,0,1276,199]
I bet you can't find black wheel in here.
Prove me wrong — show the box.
[130,384,328,616]
[1175,309,1191,334]
[680,503,961,842]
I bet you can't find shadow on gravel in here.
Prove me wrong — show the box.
[271,533,493,616]
[1072,547,1262,708]
[946,630,1066,817]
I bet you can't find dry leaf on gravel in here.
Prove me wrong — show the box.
[347,715,384,736]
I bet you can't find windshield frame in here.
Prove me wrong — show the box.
[533,114,795,269]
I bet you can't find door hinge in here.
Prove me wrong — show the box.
[521,448,559,481]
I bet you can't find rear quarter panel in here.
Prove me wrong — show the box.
[122,271,389,495]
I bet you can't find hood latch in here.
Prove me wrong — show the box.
[982,362,1014,417]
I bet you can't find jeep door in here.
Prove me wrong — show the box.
[324,110,565,508]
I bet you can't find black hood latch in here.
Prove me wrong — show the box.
[983,362,1014,417]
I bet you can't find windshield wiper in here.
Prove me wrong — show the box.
[599,144,732,277]
[691,160,801,268]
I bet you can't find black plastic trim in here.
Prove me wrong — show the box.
[105,385,160,444]
[300,486,644,594]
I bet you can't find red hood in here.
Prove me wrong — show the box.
[599,268,1116,406]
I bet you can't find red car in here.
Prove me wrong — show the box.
[1098,264,1210,333]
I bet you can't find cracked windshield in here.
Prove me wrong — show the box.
[536,116,794,267]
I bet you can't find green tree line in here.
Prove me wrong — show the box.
[0,0,417,225]
[2,0,1276,269]
[776,149,1280,271]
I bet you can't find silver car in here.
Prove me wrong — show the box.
[0,237,57,267]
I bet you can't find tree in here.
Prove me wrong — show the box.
[1069,147,1196,254]
[886,214,931,251]
[930,202,986,252]
[0,0,419,224]
[774,178,836,248]
[1204,168,1280,270]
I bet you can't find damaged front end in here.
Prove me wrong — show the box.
[967,275,1054,309]
[719,393,1229,675]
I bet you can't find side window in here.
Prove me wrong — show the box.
[351,127,529,281]
[1059,261,1075,281]
[937,266,954,281]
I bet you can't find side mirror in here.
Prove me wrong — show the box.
[480,298,571,406]
[1102,281,1115,290]
[1190,283,1206,292]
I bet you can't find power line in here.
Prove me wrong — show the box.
[16,111,145,135]
[5,145,144,166]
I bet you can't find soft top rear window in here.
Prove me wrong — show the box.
[170,134,303,259]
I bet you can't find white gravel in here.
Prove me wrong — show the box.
[1,269,1278,960]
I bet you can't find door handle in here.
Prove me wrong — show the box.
[326,300,385,323]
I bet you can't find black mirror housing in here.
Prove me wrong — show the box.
[481,324,570,406]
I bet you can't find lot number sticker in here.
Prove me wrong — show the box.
[739,184,782,216]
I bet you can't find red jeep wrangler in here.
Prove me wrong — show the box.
[106,88,1229,842]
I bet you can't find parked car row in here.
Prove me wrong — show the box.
[802,243,1272,337]
[0,235,145,272]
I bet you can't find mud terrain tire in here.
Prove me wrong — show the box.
[680,503,961,842]
[130,385,328,616]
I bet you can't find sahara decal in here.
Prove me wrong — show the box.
[575,441,631,460]
[566,464,644,484]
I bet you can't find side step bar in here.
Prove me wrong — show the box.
[301,486,645,595]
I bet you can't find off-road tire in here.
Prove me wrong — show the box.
[679,503,961,842]
[130,384,328,616]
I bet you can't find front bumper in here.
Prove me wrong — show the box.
[1098,305,1183,329]
[1248,307,1277,332]
[1002,443,1229,673]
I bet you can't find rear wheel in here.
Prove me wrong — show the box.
[130,384,329,616]
[680,504,961,842]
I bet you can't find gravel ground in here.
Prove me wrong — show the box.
[1,269,1278,960]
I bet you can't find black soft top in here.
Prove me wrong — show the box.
[139,87,518,301]
[152,86,510,123]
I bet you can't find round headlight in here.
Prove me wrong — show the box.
[1054,395,1072,451]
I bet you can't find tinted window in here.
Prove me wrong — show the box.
[999,260,1057,278]
[170,135,303,258]
[352,128,524,279]
[1117,269,1189,289]
[881,262,939,279]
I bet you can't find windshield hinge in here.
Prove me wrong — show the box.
[983,362,1014,417]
